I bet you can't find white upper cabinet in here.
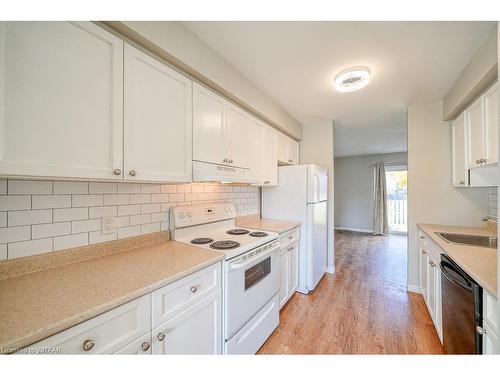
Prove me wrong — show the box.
[0,21,124,180]
[226,103,254,169]
[451,113,468,187]
[276,131,299,165]
[252,120,277,186]
[466,96,485,169]
[192,83,228,166]
[483,83,498,166]
[124,44,192,182]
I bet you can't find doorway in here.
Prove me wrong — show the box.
[385,165,408,234]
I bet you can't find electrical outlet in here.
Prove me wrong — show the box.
[101,216,115,235]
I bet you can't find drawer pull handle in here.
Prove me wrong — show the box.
[82,339,95,352]
[157,332,165,341]
[141,341,151,351]
[129,169,137,176]
[421,250,426,255]
[420,235,425,239]
[429,260,435,267]
[113,168,122,176]
[190,286,198,293]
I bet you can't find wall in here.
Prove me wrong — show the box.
[0,179,259,261]
[334,152,408,233]
[443,24,498,121]
[407,100,490,290]
[102,21,302,140]
[299,120,335,273]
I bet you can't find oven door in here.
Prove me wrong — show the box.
[225,241,280,340]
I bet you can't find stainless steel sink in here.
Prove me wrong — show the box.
[435,232,497,249]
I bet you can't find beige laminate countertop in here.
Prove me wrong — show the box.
[0,239,224,353]
[236,215,301,234]
[418,223,497,297]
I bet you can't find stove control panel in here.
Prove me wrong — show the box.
[170,203,236,229]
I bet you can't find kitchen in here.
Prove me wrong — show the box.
[0,3,500,371]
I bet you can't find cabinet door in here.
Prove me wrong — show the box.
[193,83,227,166]
[483,83,498,166]
[276,132,288,164]
[434,265,443,342]
[287,139,299,165]
[467,96,485,169]
[226,103,255,169]
[252,120,278,186]
[288,240,299,296]
[419,247,428,301]
[426,254,436,317]
[482,322,499,355]
[451,113,468,187]
[279,245,289,308]
[0,21,124,180]
[115,333,152,355]
[152,290,221,354]
[124,44,192,182]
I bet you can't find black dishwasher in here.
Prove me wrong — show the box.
[440,254,482,354]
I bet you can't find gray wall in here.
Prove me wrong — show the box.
[334,152,408,233]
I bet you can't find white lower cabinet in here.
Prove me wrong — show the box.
[482,290,499,354]
[22,262,222,354]
[152,290,221,354]
[278,228,300,309]
[482,321,498,355]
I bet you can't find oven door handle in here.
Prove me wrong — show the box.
[229,243,280,270]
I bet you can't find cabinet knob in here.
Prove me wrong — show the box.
[82,339,95,352]
[288,159,293,163]
[420,235,425,239]
[480,158,486,164]
[476,160,481,164]
[264,181,270,184]
[129,170,137,177]
[141,341,151,351]
[459,180,465,185]
[429,260,435,267]
[228,159,233,164]
[157,332,165,341]
[421,250,426,255]
[190,286,198,293]
[223,158,228,163]
[113,168,122,176]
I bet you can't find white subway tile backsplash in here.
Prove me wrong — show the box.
[0,226,31,244]
[89,231,117,245]
[32,195,71,209]
[8,209,52,226]
[0,179,259,261]
[141,203,160,214]
[72,195,104,207]
[72,218,101,234]
[0,196,31,211]
[89,206,117,219]
[53,181,88,195]
[53,207,88,222]
[117,205,141,216]
[0,244,6,260]
[54,233,88,251]
[8,180,52,195]
[117,225,141,239]
[8,238,53,259]
[130,194,150,204]
[103,194,130,206]
[32,222,71,239]
[89,182,118,194]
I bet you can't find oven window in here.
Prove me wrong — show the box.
[245,257,271,290]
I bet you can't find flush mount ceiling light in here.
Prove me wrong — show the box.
[334,66,371,92]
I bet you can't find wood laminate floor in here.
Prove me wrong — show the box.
[257,231,443,354]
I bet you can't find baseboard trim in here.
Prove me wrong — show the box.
[326,266,335,274]
[407,284,421,294]
[335,226,374,234]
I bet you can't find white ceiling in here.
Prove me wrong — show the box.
[183,21,495,157]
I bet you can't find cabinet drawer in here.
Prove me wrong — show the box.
[483,290,498,333]
[426,238,441,263]
[115,332,152,355]
[152,262,221,327]
[23,294,150,354]
[281,227,300,244]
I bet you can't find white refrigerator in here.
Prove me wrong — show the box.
[262,164,328,294]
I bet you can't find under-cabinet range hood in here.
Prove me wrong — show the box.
[192,161,257,184]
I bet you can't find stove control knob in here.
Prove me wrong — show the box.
[179,212,185,219]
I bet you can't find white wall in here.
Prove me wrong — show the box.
[299,120,335,273]
[407,100,490,290]
[103,21,302,140]
[334,152,408,233]
[444,24,498,121]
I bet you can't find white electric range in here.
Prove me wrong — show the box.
[170,203,281,354]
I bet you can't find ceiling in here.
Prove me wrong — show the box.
[183,21,495,157]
